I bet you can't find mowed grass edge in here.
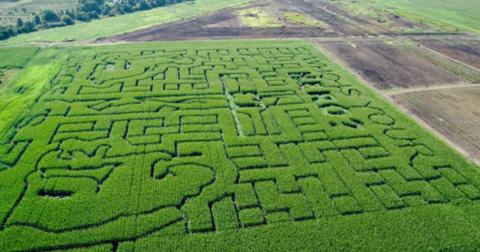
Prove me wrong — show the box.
[0,47,68,139]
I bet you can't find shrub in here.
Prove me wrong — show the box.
[62,15,74,25]
[43,10,60,22]
[76,11,91,21]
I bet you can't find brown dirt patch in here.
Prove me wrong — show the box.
[420,39,480,70]
[391,86,480,162]
[95,0,386,44]
[204,16,243,28]
[277,0,370,36]
[320,41,463,89]
[95,1,341,43]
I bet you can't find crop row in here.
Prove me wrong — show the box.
[0,41,479,251]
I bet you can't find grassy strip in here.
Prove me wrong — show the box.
[0,0,253,45]
[0,47,66,138]
[0,47,39,68]
[283,11,325,28]
[0,69,20,91]
[335,0,480,34]
[238,8,283,28]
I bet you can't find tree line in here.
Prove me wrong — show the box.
[0,0,191,41]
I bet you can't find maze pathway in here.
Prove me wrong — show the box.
[1,41,479,251]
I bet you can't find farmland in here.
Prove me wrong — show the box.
[0,46,39,68]
[420,39,480,70]
[318,41,463,90]
[391,86,480,163]
[0,0,254,45]
[1,40,480,251]
[238,8,283,28]
[334,0,480,34]
[1,0,480,250]
[0,0,76,26]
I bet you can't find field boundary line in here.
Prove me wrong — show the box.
[418,43,480,72]
[308,39,480,167]
[384,82,479,95]
[386,95,480,167]
[399,43,480,83]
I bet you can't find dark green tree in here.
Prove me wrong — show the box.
[138,0,150,10]
[43,10,60,22]
[0,26,16,40]
[115,3,125,14]
[101,5,111,15]
[122,3,133,13]
[16,18,23,28]
[82,1,101,13]
[34,15,41,25]
[62,15,74,25]
[19,21,35,33]
[89,11,100,19]
[66,9,75,19]
[75,11,90,21]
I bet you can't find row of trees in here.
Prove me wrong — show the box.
[0,0,191,41]
[0,9,73,40]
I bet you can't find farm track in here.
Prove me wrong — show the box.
[384,82,480,95]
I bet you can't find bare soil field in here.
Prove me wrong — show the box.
[387,14,430,30]
[391,86,480,162]
[96,1,338,42]
[95,0,463,44]
[305,0,391,34]
[420,39,480,70]
[277,0,373,36]
[96,0,381,43]
[319,41,463,89]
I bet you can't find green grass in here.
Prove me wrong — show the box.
[0,0,253,45]
[0,47,39,68]
[0,46,67,138]
[238,8,283,28]
[1,40,480,251]
[0,69,20,90]
[336,0,480,34]
[0,0,76,26]
[283,11,327,28]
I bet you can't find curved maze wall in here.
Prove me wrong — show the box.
[0,41,479,251]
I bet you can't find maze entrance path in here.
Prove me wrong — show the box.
[1,41,480,251]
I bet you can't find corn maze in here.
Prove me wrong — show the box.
[1,41,480,251]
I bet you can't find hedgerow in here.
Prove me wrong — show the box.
[0,40,480,251]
